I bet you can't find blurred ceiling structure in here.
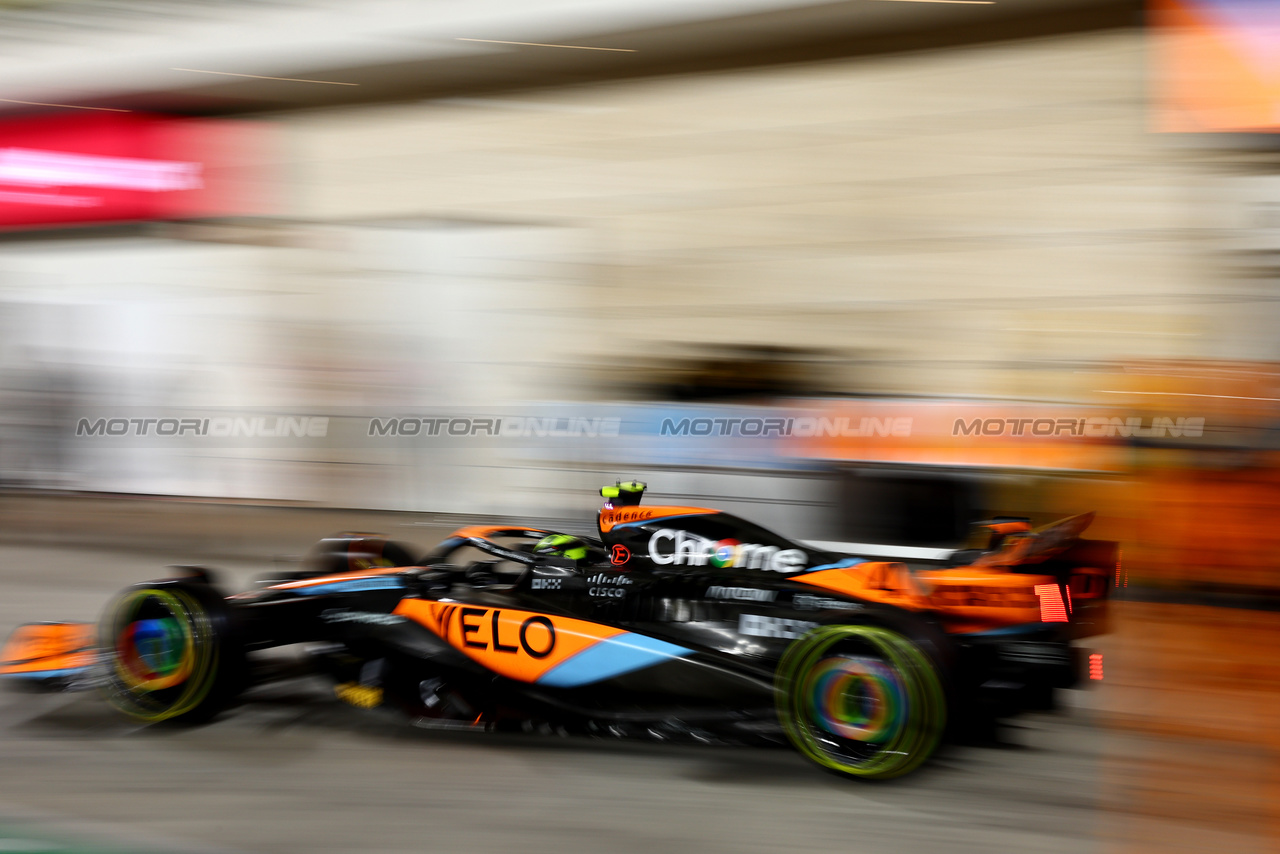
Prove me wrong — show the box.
[0,0,1139,115]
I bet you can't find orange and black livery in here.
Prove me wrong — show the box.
[0,481,1115,780]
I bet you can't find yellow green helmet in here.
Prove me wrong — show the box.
[533,534,589,562]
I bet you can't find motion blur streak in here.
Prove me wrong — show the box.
[0,98,130,112]
[453,38,639,51]
[170,68,361,86]
[0,0,1276,850]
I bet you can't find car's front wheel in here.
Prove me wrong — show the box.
[99,580,242,723]
[776,623,946,780]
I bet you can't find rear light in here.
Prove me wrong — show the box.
[1033,583,1069,622]
[1089,653,1104,680]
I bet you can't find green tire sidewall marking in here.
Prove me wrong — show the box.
[776,624,946,779]
[103,588,219,723]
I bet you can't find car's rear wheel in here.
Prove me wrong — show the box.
[776,623,946,780]
[100,581,241,724]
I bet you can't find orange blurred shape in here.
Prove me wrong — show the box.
[1152,0,1280,132]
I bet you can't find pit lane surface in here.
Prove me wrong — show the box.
[0,543,1254,854]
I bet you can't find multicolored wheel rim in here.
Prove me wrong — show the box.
[805,655,905,744]
[102,588,217,722]
[776,624,945,779]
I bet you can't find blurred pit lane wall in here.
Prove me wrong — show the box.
[6,358,1280,600]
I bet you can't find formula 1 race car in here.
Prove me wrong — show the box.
[0,482,1115,780]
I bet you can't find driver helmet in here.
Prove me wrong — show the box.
[532,534,590,563]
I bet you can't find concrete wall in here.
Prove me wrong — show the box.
[287,29,1252,400]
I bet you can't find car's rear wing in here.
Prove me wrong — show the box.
[963,513,1117,637]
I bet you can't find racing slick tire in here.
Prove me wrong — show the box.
[99,579,244,724]
[776,623,947,780]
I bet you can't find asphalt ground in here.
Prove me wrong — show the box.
[0,542,1273,854]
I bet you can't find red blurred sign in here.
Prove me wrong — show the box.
[0,113,274,228]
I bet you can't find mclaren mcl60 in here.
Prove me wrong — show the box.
[0,482,1115,779]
